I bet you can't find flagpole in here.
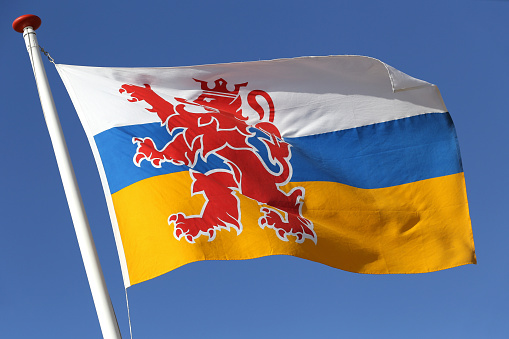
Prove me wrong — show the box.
[12,15,122,339]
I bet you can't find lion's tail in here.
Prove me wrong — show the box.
[262,134,293,184]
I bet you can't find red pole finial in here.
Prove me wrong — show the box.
[12,14,41,33]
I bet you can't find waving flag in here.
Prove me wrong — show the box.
[56,56,476,287]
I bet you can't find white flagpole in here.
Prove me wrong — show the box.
[13,15,122,339]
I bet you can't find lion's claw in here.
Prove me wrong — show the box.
[259,207,317,244]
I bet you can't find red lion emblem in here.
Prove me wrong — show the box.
[119,78,317,244]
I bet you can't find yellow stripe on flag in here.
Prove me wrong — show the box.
[112,172,475,286]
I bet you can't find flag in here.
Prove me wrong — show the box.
[56,55,476,287]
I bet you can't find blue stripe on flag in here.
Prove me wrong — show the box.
[287,112,462,188]
[94,112,462,194]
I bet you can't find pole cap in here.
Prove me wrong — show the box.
[13,14,41,33]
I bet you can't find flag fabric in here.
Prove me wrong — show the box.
[56,55,476,287]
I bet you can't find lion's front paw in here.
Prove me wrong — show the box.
[132,137,163,167]
[119,84,153,103]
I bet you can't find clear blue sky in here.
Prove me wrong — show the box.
[1,1,507,338]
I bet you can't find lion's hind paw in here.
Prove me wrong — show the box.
[259,207,317,244]
[170,213,217,243]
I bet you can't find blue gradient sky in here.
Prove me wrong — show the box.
[2,1,507,338]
